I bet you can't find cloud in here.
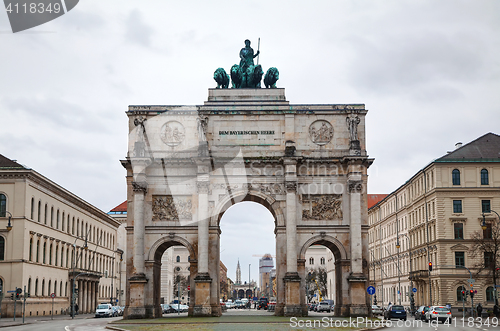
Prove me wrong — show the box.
[125,9,154,47]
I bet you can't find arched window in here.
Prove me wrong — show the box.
[44,203,48,224]
[309,257,314,265]
[43,242,46,264]
[49,244,53,265]
[452,169,460,185]
[486,286,495,302]
[0,236,4,260]
[320,257,325,265]
[36,240,40,263]
[66,247,69,268]
[35,279,38,296]
[56,210,59,229]
[481,169,489,185]
[0,193,6,217]
[62,212,65,231]
[48,280,51,297]
[31,198,35,219]
[77,219,80,236]
[37,200,41,222]
[59,282,63,297]
[50,207,54,227]
[54,280,57,296]
[65,281,68,296]
[176,256,180,263]
[41,279,45,296]
[456,286,466,301]
[28,278,31,295]
[29,238,33,261]
[55,246,58,266]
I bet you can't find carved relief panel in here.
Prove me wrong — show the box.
[152,195,192,221]
[302,194,343,220]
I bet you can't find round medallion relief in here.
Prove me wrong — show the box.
[309,120,334,145]
[160,121,185,146]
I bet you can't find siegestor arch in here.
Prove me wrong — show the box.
[147,235,197,262]
[212,189,284,227]
[299,234,349,261]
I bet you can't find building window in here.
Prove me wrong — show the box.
[0,236,4,260]
[0,194,6,217]
[485,252,494,268]
[176,256,180,263]
[43,242,46,264]
[35,279,38,296]
[28,278,31,295]
[36,240,40,263]
[31,198,34,219]
[455,252,465,267]
[176,267,180,271]
[309,257,314,265]
[482,200,491,213]
[457,286,466,301]
[483,223,493,239]
[44,204,47,224]
[453,200,462,213]
[452,169,461,185]
[320,257,325,265]
[38,201,41,222]
[481,169,489,185]
[41,279,45,296]
[29,238,33,261]
[454,223,464,239]
[486,286,495,302]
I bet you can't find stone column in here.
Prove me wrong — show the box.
[193,177,212,317]
[283,159,303,316]
[90,282,94,312]
[78,279,82,313]
[126,181,149,319]
[132,181,147,275]
[83,281,87,313]
[347,176,368,316]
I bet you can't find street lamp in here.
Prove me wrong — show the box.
[482,209,500,230]
[5,211,13,231]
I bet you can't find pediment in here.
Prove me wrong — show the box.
[450,243,469,251]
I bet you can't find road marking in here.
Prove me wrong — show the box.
[65,326,71,331]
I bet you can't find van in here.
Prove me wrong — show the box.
[95,303,113,318]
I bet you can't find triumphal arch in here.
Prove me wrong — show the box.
[122,42,372,318]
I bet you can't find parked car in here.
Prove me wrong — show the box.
[415,306,429,320]
[371,305,383,315]
[317,301,332,313]
[171,303,188,313]
[95,303,114,318]
[425,306,451,323]
[384,305,407,321]
[111,306,123,316]
[257,298,269,310]
[225,301,235,309]
[161,304,173,314]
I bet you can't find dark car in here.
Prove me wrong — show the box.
[384,305,407,321]
[257,298,269,310]
[415,306,429,321]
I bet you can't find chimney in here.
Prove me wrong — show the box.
[455,142,462,149]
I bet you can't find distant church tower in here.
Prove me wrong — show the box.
[236,259,241,285]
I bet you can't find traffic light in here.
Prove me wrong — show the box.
[470,290,474,299]
[16,288,22,299]
[10,293,14,300]
[428,262,433,271]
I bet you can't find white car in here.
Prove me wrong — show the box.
[95,303,113,318]
[425,306,451,323]
[371,305,383,315]
[317,301,332,313]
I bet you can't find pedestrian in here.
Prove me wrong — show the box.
[493,304,499,318]
[75,303,79,315]
[477,303,483,317]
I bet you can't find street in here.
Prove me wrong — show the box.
[0,315,121,331]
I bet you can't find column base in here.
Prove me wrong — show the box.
[283,272,306,317]
[124,273,151,319]
[192,273,212,317]
[347,273,369,317]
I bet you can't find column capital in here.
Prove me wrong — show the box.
[197,181,210,194]
[285,181,297,193]
[132,181,148,194]
[348,181,363,193]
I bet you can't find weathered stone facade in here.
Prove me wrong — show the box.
[122,89,373,318]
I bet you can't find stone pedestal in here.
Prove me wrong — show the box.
[125,273,151,319]
[284,272,304,316]
[193,273,212,317]
[348,273,369,316]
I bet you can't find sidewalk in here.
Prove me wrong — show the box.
[0,313,95,328]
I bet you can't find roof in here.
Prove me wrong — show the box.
[0,154,27,169]
[110,201,127,213]
[368,194,388,209]
[436,132,500,162]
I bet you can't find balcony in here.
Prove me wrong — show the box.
[409,270,428,280]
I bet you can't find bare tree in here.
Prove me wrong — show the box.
[470,221,500,303]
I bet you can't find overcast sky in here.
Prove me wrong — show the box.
[1,0,499,283]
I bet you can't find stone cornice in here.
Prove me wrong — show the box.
[0,169,120,229]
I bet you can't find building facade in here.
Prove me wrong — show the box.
[0,155,121,317]
[304,245,335,302]
[368,133,500,311]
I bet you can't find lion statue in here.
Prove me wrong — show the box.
[264,67,279,88]
[230,64,242,88]
[213,68,230,89]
